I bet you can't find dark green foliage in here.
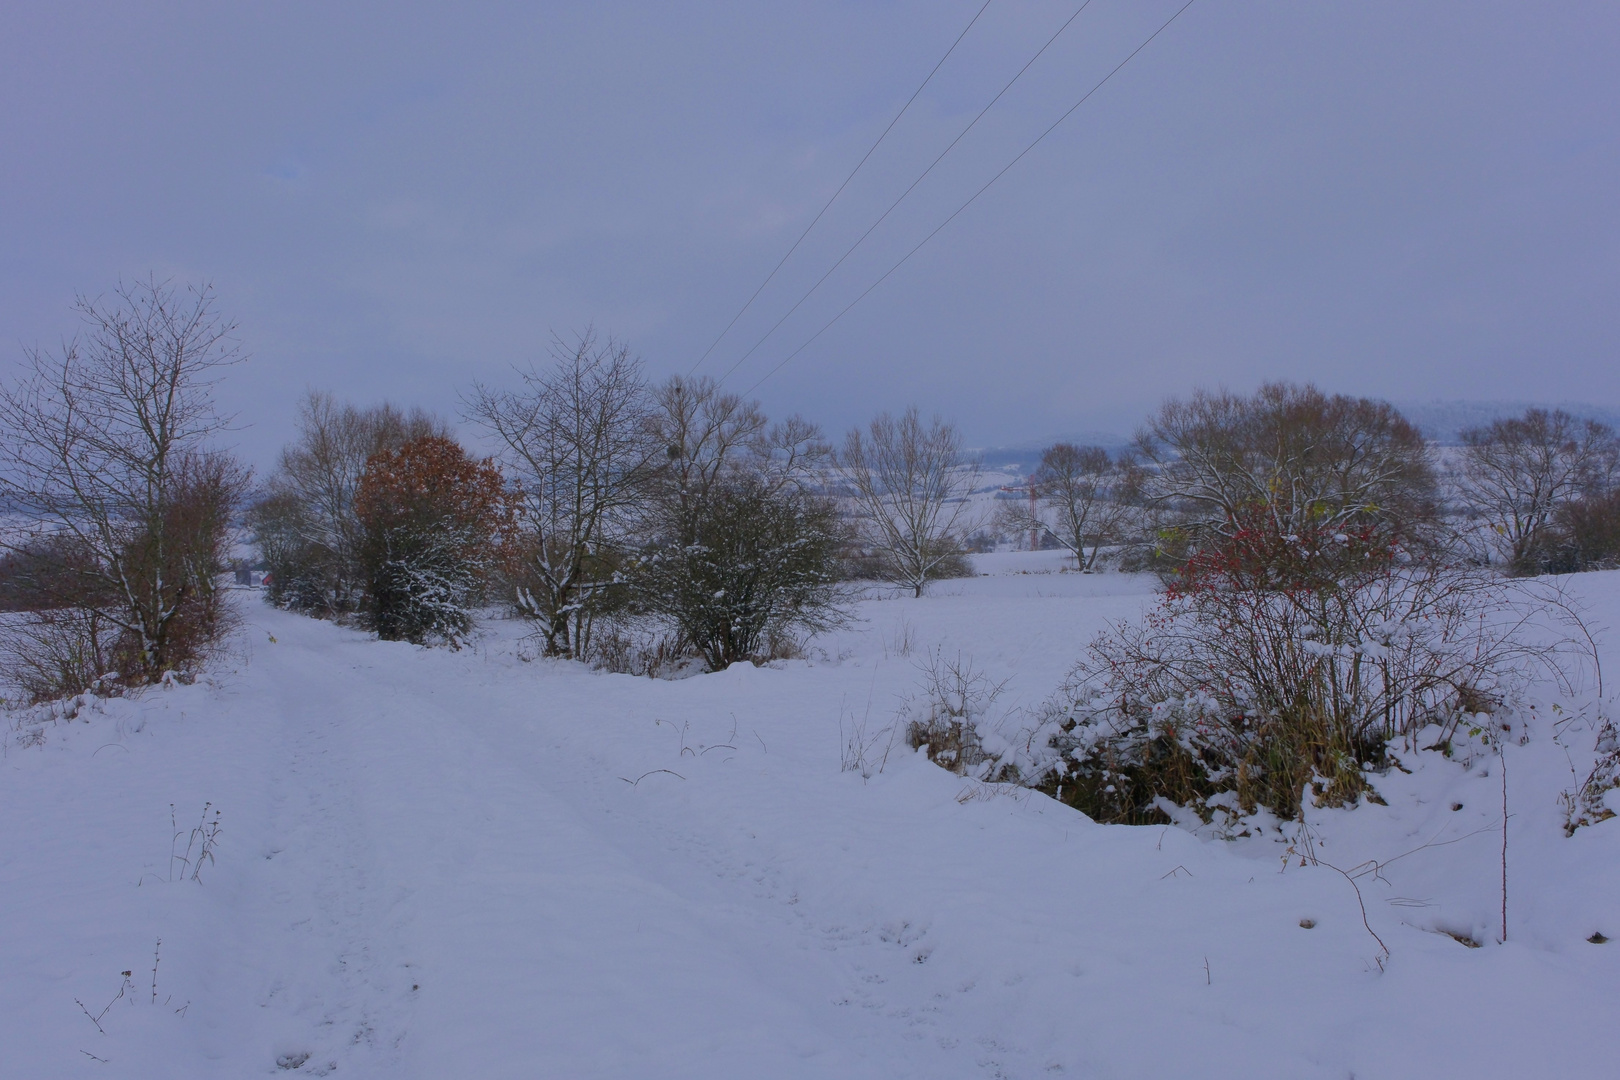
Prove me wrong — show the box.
[634,477,844,670]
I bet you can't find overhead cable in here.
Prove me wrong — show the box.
[715,0,1098,386]
[685,0,996,377]
[741,0,1202,397]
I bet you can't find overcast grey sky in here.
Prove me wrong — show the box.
[3,1,1616,466]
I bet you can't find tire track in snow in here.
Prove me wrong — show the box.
[246,620,421,1075]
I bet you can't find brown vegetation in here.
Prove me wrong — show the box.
[354,435,515,645]
[0,278,246,699]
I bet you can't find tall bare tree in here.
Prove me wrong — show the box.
[1458,408,1620,573]
[999,443,1133,569]
[466,333,660,657]
[646,375,769,508]
[0,277,247,684]
[839,408,980,597]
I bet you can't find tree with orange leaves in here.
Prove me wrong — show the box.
[355,435,514,645]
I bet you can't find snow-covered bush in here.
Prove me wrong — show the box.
[355,436,514,646]
[901,648,1018,779]
[1026,383,1483,823]
[1038,510,1573,823]
[1565,718,1620,834]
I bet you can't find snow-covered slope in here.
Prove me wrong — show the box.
[4,560,1618,1078]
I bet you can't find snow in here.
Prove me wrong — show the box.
[4,559,1619,1077]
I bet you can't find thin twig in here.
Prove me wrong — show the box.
[74,999,106,1035]
[1315,857,1390,968]
[1500,735,1510,943]
[618,769,686,786]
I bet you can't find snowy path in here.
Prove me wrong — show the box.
[216,610,896,1078]
[5,570,1620,1077]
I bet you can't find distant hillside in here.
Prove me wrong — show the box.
[1397,400,1620,444]
[974,400,1620,474]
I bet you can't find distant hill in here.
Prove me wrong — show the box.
[974,401,1620,475]
[1396,400,1620,444]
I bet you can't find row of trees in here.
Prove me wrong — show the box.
[4,277,1613,712]
[246,399,513,646]
[997,394,1620,579]
[252,334,987,667]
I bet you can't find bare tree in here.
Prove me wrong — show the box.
[1032,387,1587,827]
[838,408,980,596]
[1135,383,1437,563]
[465,333,659,657]
[0,277,248,685]
[999,443,1133,569]
[251,392,445,614]
[1458,408,1620,573]
[760,413,835,494]
[645,375,769,508]
[1549,489,1620,572]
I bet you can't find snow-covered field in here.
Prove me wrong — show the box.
[4,554,1619,1078]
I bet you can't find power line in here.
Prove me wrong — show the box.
[715,0,1097,387]
[685,0,995,378]
[741,0,1202,398]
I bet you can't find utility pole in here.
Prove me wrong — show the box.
[1028,481,1039,551]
